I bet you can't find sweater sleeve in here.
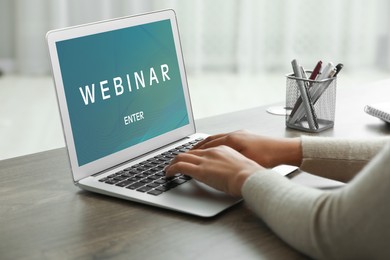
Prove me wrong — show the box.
[242,142,390,259]
[300,136,390,182]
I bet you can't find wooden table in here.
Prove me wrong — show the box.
[1,80,389,259]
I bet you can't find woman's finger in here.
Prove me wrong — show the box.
[192,133,227,150]
[165,151,203,176]
[165,161,200,178]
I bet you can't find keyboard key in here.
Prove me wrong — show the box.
[136,174,149,179]
[147,175,160,180]
[155,171,165,176]
[147,189,163,196]
[165,181,179,188]
[143,163,155,168]
[105,179,120,185]
[123,169,138,175]
[136,166,148,172]
[146,183,160,188]
[154,179,168,184]
[150,161,160,165]
[116,180,133,187]
[137,186,153,192]
[155,165,165,170]
[155,185,170,192]
[140,178,153,184]
[128,176,141,182]
[113,176,126,181]
[127,182,144,190]
[143,170,155,176]
[139,161,150,165]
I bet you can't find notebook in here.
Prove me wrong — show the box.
[46,9,241,217]
[364,103,390,124]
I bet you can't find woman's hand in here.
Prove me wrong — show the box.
[193,130,302,168]
[165,145,264,197]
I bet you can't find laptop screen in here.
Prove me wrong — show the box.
[55,19,189,166]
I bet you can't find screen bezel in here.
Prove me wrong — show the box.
[46,10,196,182]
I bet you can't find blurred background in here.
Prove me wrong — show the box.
[1,0,390,159]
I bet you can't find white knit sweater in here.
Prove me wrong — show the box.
[242,136,390,259]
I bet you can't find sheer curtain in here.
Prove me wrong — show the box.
[0,0,389,75]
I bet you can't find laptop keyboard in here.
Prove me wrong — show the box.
[98,138,204,196]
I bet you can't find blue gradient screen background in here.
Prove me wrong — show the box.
[56,20,189,166]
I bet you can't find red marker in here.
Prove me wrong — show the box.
[309,60,322,81]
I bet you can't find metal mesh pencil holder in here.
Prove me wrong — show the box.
[285,72,337,133]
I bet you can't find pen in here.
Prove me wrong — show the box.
[300,66,309,88]
[291,59,317,130]
[316,62,335,81]
[312,67,337,104]
[309,60,322,81]
[308,62,336,104]
[289,61,322,120]
[334,63,343,77]
[300,65,319,129]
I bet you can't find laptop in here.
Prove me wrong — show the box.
[46,9,241,217]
